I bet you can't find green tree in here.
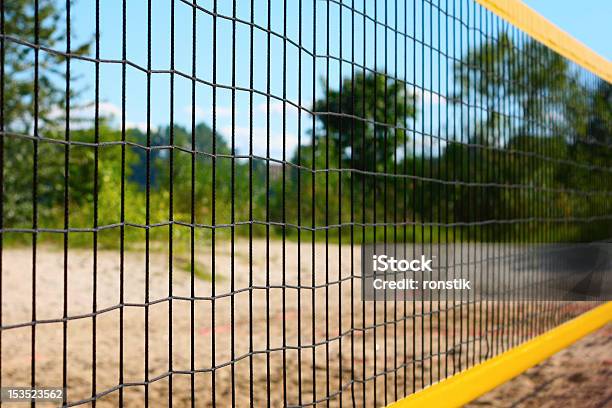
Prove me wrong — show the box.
[313,72,415,171]
[271,72,416,237]
[2,0,92,229]
[454,33,570,142]
[562,80,612,240]
[450,33,610,241]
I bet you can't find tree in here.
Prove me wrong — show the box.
[449,33,611,241]
[313,71,415,171]
[453,33,569,143]
[271,72,416,236]
[562,80,612,240]
[2,0,92,228]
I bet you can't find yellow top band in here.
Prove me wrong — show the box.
[475,0,612,84]
[387,301,612,408]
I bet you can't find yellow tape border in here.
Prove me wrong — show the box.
[388,3,611,406]
[387,301,612,408]
[475,0,612,84]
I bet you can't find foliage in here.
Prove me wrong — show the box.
[2,0,92,231]
[3,27,610,248]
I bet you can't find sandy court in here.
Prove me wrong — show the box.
[0,240,596,407]
[469,323,612,408]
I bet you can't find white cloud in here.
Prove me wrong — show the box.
[183,104,206,118]
[126,121,157,133]
[48,101,121,121]
[411,135,447,155]
[98,102,122,117]
[256,100,299,115]
[221,125,298,158]
[45,101,125,130]
[415,88,447,106]
[183,104,232,119]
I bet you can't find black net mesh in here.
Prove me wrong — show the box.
[0,0,610,406]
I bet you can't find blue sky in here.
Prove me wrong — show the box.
[64,0,608,159]
[70,0,434,158]
[522,0,612,59]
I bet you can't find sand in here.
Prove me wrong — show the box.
[470,323,612,407]
[1,240,604,407]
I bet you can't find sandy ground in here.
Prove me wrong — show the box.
[470,323,612,408]
[0,240,601,407]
